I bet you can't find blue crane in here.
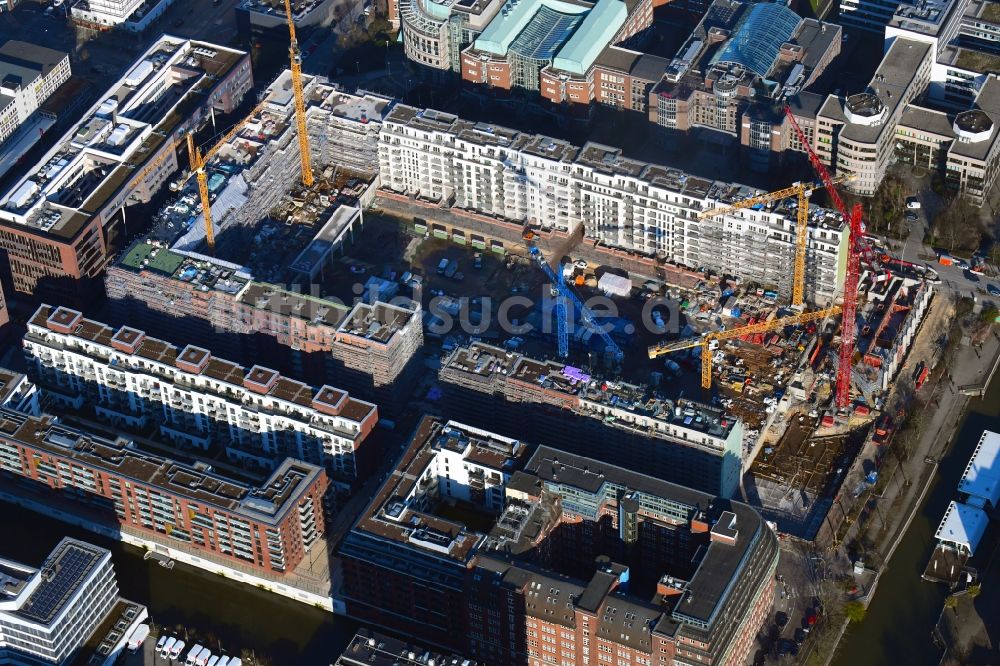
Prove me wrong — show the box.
[529,247,624,363]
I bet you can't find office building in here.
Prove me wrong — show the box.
[340,416,778,666]
[649,1,840,170]
[0,538,147,665]
[439,341,744,497]
[400,0,504,73]
[0,406,329,575]
[70,0,147,28]
[0,41,71,146]
[23,304,378,482]
[0,36,252,296]
[335,629,481,666]
[816,38,934,196]
[237,0,343,35]
[378,104,847,302]
[457,0,657,113]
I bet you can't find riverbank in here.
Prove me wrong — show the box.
[829,350,1000,665]
[0,499,358,665]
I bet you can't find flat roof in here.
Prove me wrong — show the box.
[12,538,106,626]
[0,40,66,83]
[935,501,989,553]
[552,0,628,75]
[958,430,1000,506]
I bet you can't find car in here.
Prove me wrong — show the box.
[906,199,921,209]
[956,259,970,269]
[794,627,807,644]
[965,269,981,283]
[988,284,1000,297]
[905,211,918,222]
[775,611,789,628]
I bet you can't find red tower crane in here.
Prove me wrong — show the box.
[784,106,878,409]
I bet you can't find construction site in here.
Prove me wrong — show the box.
[88,0,948,549]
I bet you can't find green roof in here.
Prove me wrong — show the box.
[119,242,185,275]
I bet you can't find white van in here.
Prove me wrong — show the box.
[161,637,176,658]
[185,644,204,666]
[195,647,212,666]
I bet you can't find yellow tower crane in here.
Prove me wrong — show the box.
[284,0,314,187]
[697,175,852,307]
[183,96,271,253]
[647,306,841,389]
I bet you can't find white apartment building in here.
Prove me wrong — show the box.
[0,539,132,665]
[71,0,145,28]
[23,305,379,481]
[0,41,71,145]
[378,104,847,302]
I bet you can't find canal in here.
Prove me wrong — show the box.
[831,376,1000,666]
[0,502,357,665]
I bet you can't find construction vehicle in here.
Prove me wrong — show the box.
[647,307,841,389]
[181,96,271,253]
[529,246,623,363]
[698,174,852,307]
[784,106,882,409]
[283,0,314,187]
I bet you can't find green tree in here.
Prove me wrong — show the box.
[944,594,959,613]
[844,600,867,623]
[967,583,982,599]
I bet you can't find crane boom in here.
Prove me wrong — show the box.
[284,0,314,187]
[648,307,840,389]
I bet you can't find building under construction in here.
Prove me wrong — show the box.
[437,341,744,497]
[104,72,417,410]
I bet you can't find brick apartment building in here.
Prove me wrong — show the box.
[340,416,778,666]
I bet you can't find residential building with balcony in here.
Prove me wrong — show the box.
[22,305,378,483]
[0,407,329,576]
[340,415,778,666]
[378,103,847,302]
[0,41,71,147]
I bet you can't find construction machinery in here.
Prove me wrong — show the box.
[698,174,852,307]
[184,95,272,252]
[648,307,841,389]
[784,106,881,408]
[283,0,314,188]
[529,247,623,363]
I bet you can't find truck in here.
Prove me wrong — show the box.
[938,253,954,266]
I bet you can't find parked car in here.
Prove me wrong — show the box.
[965,269,981,283]
[905,211,918,222]
[906,199,921,209]
[775,611,789,628]
[987,284,1000,297]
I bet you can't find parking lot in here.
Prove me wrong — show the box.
[122,631,248,666]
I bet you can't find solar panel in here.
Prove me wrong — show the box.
[18,545,100,624]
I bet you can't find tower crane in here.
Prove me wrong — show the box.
[784,105,882,408]
[283,0,314,187]
[647,307,841,389]
[182,95,272,253]
[698,174,852,307]
[529,247,623,363]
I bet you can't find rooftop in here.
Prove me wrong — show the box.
[0,40,67,86]
[0,408,324,525]
[958,430,1000,507]
[335,629,481,666]
[0,37,247,239]
[6,538,106,626]
[27,304,375,428]
[934,501,989,554]
[338,300,419,345]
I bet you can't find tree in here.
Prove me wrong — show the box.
[944,594,959,613]
[981,307,999,324]
[967,583,982,599]
[865,175,907,238]
[844,600,867,623]
[931,195,982,254]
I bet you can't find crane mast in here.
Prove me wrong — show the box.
[186,132,216,253]
[284,0,314,187]
[784,106,870,409]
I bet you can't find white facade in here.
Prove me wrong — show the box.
[378,105,847,302]
[23,306,377,479]
[0,539,120,665]
[0,43,71,145]
[70,0,145,27]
